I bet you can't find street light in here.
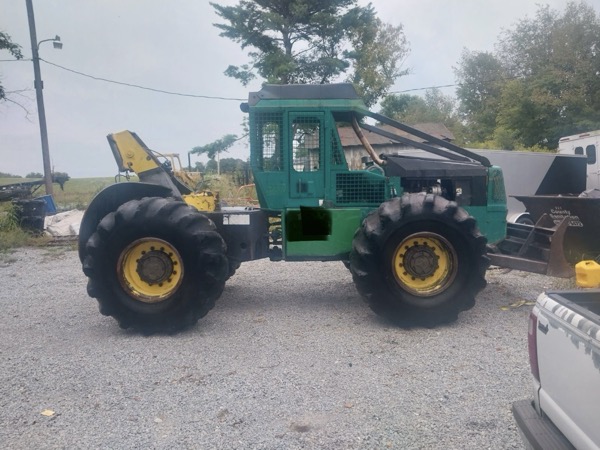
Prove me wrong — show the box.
[38,35,62,50]
[26,0,62,196]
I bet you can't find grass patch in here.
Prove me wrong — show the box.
[0,229,50,252]
[52,177,117,210]
[0,203,51,251]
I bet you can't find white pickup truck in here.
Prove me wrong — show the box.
[513,290,600,449]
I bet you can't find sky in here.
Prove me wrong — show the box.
[0,0,588,178]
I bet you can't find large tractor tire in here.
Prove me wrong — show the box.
[81,197,228,334]
[350,193,489,327]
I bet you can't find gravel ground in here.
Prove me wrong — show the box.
[0,246,573,449]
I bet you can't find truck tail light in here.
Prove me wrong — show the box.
[528,310,540,381]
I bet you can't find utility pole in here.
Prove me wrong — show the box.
[26,0,54,196]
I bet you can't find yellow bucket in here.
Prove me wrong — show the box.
[575,260,600,288]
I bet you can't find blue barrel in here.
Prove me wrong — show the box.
[36,194,57,214]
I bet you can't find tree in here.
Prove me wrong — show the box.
[379,89,466,143]
[496,2,600,147]
[380,93,427,123]
[205,159,218,173]
[381,89,457,124]
[211,0,409,106]
[454,50,505,144]
[455,1,600,149]
[0,172,22,178]
[219,157,251,185]
[0,31,23,100]
[193,161,206,173]
[26,172,44,178]
[343,13,409,106]
[191,134,238,175]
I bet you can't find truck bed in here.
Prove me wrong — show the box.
[542,289,600,325]
[534,290,600,449]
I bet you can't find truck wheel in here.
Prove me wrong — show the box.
[82,197,228,334]
[350,193,489,327]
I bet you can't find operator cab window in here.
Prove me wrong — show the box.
[262,121,282,171]
[254,113,283,172]
[291,117,321,172]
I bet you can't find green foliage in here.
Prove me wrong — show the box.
[219,157,246,173]
[343,11,409,106]
[52,171,70,179]
[0,203,29,251]
[380,94,416,119]
[381,89,457,124]
[455,50,505,143]
[0,31,23,100]
[52,171,71,189]
[26,172,43,179]
[379,89,467,145]
[211,0,409,106]
[0,31,22,59]
[192,134,239,175]
[455,1,600,149]
[0,229,31,252]
[0,203,20,232]
[191,134,238,160]
[205,173,257,206]
[0,172,22,178]
[205,159,218,173]
[219,157,251,185]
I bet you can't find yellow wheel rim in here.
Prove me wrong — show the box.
[392,232,457,297]
[117,238,184,303]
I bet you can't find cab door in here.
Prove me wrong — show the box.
[288,112,325,200]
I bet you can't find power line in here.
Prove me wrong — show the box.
[390,74,524,94]
[39,58,246,101]
[8,56,516,100]
[34,57,465,98]
[390,83,457,93]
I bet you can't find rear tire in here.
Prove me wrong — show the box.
[81,197,228,334]
[350,193,489,327]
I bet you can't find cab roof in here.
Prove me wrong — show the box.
[247,83,367,110]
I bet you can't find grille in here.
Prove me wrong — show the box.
[335,172,386,205]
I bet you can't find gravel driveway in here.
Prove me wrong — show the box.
[0,246,571,449]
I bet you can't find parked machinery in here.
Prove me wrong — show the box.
[78,83,567,333]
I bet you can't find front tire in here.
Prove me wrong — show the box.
[82,197,228,333]
[350,193,489,327]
